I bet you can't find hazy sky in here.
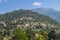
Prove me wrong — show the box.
[0,0,60,14]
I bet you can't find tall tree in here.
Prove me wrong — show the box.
[48,29,56,40]
[13,28,28,40]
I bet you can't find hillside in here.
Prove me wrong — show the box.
[32,8,60,22]
[0,9,58,25]
[0,9,60,40]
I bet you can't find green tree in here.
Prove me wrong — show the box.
[26,27,35,40]
[39,34,46,40]
[39,31,48,40]
[48,29,56,40]
[13,28,28,40]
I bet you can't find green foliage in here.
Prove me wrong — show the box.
[48,29,56,40]
[26,27,35,40]
[14,28,28,40]
[0,9,60,40]
[0,9,58,25]
[34,30,48,40]
[39,31,48,40]
[39,34,46,40]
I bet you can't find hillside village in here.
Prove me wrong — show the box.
[0,17,60,40]
[0,10,60,40]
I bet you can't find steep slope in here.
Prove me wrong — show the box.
[32,8,60,22]
[0,9,58,25]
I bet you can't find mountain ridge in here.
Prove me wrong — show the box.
[32,8,60,22]
[0,9,58,25]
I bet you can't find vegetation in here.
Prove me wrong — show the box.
[0,9,58,25]
[13,28,28,40]
[0,9,60,40]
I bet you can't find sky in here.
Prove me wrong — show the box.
[0,0,60,14]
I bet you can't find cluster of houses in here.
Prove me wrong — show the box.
[0,17,60,40]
